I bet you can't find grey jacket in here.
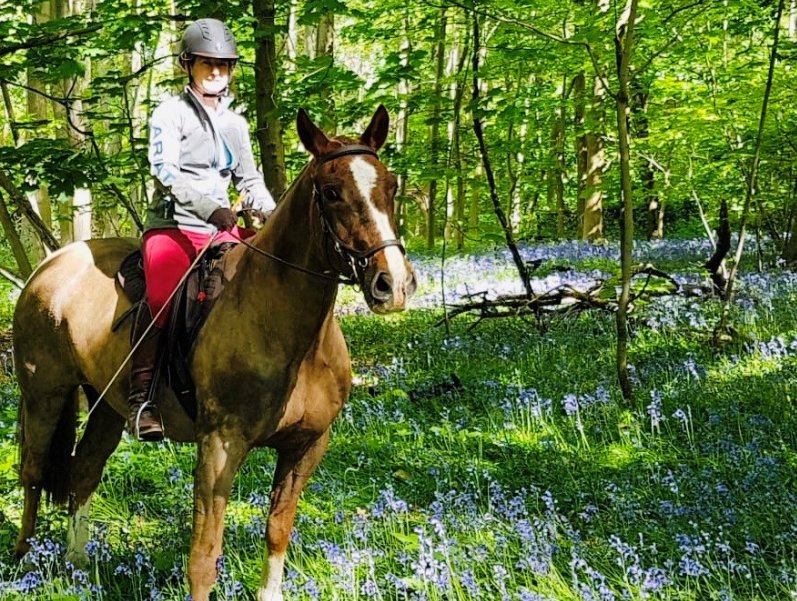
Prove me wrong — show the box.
[146,88,275,233]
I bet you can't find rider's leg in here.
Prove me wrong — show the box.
[128,229,196,441]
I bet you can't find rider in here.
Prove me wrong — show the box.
[129,17,276,441]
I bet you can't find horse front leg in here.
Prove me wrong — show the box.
[258,429,331,601]
[188,431,249,601]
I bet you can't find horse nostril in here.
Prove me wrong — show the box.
[408,271,418,296]
[372,272,393,300]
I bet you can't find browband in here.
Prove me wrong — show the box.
[316,144,378,165]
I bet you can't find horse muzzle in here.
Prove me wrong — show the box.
[365,257,417,314]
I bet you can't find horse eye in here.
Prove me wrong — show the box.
[324,188,340,202]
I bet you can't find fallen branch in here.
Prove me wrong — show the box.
[439,264,697,327]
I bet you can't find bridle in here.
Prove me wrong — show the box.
[233,144,406,286]
[313,144,406,283]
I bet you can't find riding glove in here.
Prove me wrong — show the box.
[252,209,273,224]
[207,207,237,231]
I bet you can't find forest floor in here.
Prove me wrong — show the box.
[0,238,795,600]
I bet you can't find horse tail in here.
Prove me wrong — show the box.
[42,392,77,506]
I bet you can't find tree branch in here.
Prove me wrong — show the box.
[0,24,102,57]
[471,5,532,297]
[0,168,59,252]
[440,0,616,101]
[0,265,24,289]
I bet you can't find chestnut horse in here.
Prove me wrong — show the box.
[12,106,416,601]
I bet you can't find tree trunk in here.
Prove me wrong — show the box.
[444,28,468,246]
[469,164,482,233]
[506,86,529,235]
[0,168,59,251]
[252,0,287,199]
[785,216,797,265]
[52,0,92,243]
[547,80,566,239]
[24,0,53,257]
[286,0,298,72]
[315,11,335,133]
[426,7,447,250]
[395,15,411,234]
[706,196,731,292]
[575,73,606,241]
[584,76,605,241]
[717,0,785,337]
[614,0,640,408]
[0,193,33,279]
[631,83,662,240]
[471,8,531,296]
[574,72,586,234]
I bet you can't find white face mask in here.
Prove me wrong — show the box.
[200,75,229,95]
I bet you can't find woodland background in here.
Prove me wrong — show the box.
[1,0,797,281]
[2,2,797,600]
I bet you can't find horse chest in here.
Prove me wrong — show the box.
[252,359,350,446]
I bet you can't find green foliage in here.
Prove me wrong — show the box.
[0,0,794,266]
[0,246,795,598]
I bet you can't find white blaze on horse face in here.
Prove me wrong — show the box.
[348,157,408,289]
[257,552,285,601]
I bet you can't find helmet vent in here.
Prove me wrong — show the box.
[199,22,213,41]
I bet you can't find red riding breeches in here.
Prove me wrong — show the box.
[142,226,252,327]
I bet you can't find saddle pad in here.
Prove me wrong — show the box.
[117,250,146,305]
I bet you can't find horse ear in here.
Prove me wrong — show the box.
[297,109,331,158]
[360,105,389,151]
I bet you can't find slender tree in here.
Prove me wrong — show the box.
[717,0,785,339]
[614,0,640,407]
[252,0,287,198]
[471,7,531,297]
[427,7,447,250]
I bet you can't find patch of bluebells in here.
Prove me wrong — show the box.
[501,385,553,425]
[746,334,797,360]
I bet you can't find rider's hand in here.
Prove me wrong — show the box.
[207,207,237,232]
[251,209,273,225]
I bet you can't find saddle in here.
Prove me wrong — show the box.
[114,242,235,420]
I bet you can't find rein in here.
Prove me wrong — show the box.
[229,232,356,285]
[236,144,406,285]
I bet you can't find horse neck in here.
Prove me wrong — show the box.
[226,165,339,332]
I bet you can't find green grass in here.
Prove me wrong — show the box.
[0,249,795,600]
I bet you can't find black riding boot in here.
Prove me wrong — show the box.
[128,322,165,442]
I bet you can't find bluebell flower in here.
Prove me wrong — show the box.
[646,390,664,429]
[460,568,480,596]
[360,578,379,597]
[745,540,760,555]
[14,570,42,593]
[563,393,579,416]
[672,408,689,426]
[304,577,320,600]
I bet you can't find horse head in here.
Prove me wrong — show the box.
[297,105,417,313]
